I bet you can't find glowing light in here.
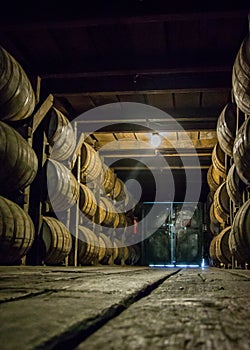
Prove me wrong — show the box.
[176,264,200,268]
[201,258,206,269]
[149,264,175,268]
[150,133,162,147]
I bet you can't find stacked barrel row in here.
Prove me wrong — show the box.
[207,33,250,268]
[0,46,38,264]
[42,107,139,266]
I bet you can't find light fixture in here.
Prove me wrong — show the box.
[150,132,162,147]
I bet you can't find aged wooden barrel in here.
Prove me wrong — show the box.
[213,182,230,224]
[229,199,250,264]
[0,46,35,121]
[0,120,38,195]
[76,226,99,265]
[41,216,72,265]
[232,34,250,115]
[0,196,35,264]
[112,177,127,202]
[46,159,79,212]
[45,107,76,161]
[79,183,97,218]
[213,226,232,266]
[216,102,242,157]
[233,117,250,185]
[207,164,223,193]
[98,233,113,264]
[99,197,119,228]
[211,143,226,179]
[112,238,123,264]
[209,203,221,235]
[226,163,245,207]
[116,212,128,228]
[126,244,141,265]
[102,164,115,195]
[209,235,219,266]
[80,142,103,183]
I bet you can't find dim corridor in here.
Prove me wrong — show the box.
[0,266,250,350]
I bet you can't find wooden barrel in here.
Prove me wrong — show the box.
[0,120,38,194]
[229,199,250,264]
[209,235,219,266]
[111,238,119,262]
[207,164,223,193]
[0,46,35,121]
[80,142,103,183]
[126,244,141,265]
[41,216,72,265]
[112,177,127,202]
[102,164,115,195]
[45,107,76,161]
[46,159,79,212]
[116,212,128,228]
[79,183,97,218]
[216,102,241,157]
[98,233,113,264]
[213,182,230,224]
[211,143,226,179]
[112,238,123,264]
[226,163,245,207]
[98,197,119,228]
[76,226,99,265]
[209,203,220,235]
[233,117,250,185]
[0,196,34,264]
[232,34,250,115]
[214,226,232,265]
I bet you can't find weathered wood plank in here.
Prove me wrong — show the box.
[78,268,250,350]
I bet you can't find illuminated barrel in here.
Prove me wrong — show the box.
[102,164,115,195]
[0,196,35,264]
[80,142,103,183]
[211,143,226,179]
[98,233,113,264]
[79,183,97,218]
[207,164,223,193]
[99,197,119,228]
[0,120,38,195]
[209,226,232,266]
[229,199,250,264]
[45,107,76,161]
[0,46,35,121]
[233,117,250,185]
[46,159,79,212]
[226,163,245,207]
[216,102,241,157]
[232,34,250,115]
[41,216,72,265]
[213,182,230,224]
[77,226,99,265]
[112,177,127,202]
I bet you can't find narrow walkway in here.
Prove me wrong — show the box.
[0,266,250,350]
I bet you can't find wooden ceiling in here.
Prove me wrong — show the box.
[1,1,249,202]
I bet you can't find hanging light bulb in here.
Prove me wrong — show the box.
[150,132,162,147]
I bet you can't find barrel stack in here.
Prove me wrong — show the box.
[207,34,250,268]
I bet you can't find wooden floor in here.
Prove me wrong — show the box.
[0,265,250,350]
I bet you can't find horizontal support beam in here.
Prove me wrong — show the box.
[42,71,231,94]
[76,120,218,132]
[112,165,209,170]
[102,152,212,158]
[0,10,247,30]
[55,87,230,97]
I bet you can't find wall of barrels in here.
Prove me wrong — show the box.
[0,45,141,267]
[207,33,250,269]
